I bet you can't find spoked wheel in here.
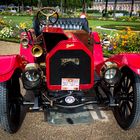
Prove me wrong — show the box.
[113,68,140,130]
[0,73,22,133]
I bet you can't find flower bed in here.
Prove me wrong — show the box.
[101,27,140,56]
[0,17,30,42]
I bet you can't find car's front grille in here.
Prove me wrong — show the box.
[49,50,91,85]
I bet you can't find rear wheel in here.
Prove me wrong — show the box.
[113,68,140,130]
[0,73,22,133]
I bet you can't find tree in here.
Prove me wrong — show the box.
[81,0,92,14]
[37,0,42,8]
[21,0,24,11]
[113,0,117,18]
[31,0,33,11]
[64,0,67,13]
[60,0,63,13]
[5,0,9,8]
[130,0,135,17]
[17,0,20,13]
[82,0,86,13]
[104,0,108,17]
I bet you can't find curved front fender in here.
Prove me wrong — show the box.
[96,53,140,75]
[0,55,26,82]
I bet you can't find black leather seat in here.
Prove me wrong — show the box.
[52,18,90,32]
[33,17,90,36]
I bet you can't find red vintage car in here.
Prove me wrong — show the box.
[0,7,140,133]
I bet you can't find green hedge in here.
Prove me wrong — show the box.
[0,11,35,16]
[77,9,100,14]
[102,24,140,31]
[87,10,100,14]
[115,16,140,22]
[108,10,129,16]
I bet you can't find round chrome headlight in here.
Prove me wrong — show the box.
[24,70,40,82]
[104,68,117,80]
[22,63,43,89]
[104,68,121,84]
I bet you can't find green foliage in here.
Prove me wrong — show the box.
[3,0,83,8]
[0,0,38,6]
[137,11,140,15]
[0,11,34,16]
[108,10,129,16]
[116,28,140,52]
[0,15,33,27]
[0,27,13,38]
[115,16,140,22]
[0,16,31,40]
[102,24,140,31]
[101,27,140,55]
[86,10,100,14]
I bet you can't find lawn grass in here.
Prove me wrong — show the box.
[2,15,140,30]
[102,24,140,31]
[0,15,140,42]
[88,19,140,34]
[88,19,140,28]
[1,15,33,27]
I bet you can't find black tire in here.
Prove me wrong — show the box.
[113,68,140,130]
[0,73,22,133]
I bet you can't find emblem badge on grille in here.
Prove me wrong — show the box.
[65,96,75,104]
[66,43,74,48]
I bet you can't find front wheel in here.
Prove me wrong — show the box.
[0,73,22,133]
[113,68,140,130]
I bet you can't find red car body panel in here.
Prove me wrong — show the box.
[46,34,94,91]
[0,26,140,88]
[20,43,35,63]
[0,55,26,82]
[43,27,64,34]
[92,32,104,67]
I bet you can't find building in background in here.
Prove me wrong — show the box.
[92,0,140,14]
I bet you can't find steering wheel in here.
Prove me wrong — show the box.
[37,7,59,26]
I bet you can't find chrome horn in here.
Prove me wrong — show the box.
[31,45,43,57]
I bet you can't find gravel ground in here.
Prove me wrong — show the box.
[0,41,140,140]
[0,41,20,55]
